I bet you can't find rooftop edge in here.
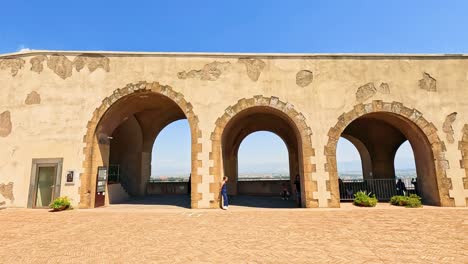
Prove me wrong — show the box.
[0,50,467,59]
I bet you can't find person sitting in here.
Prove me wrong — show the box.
[280,183,290,200]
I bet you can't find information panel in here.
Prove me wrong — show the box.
[95,166,107,207]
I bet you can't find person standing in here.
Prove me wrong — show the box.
[221,176,229,210]
[396,179,407,196]
[294,174,301,207]
[411,178,419,196]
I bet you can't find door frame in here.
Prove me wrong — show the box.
[27,158,63,208]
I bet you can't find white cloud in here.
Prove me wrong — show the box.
[17,44,31,52]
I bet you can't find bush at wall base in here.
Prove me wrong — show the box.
[49,196,72,211]
[353,191,378,207]
[390,194,422,208]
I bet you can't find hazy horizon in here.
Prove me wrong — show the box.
[150,121,417,178]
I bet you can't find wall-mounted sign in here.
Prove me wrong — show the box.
[95,166,107,207]
[65,170,75,185]
[96,167,107,192]
[66,171,75,183]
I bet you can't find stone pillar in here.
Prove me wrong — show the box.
[223,156,238,195]
[140,152,152,195]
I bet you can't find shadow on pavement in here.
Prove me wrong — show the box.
[229,195,297,208]
[111,195,191,209]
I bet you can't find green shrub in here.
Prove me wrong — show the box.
[390,194,422,208]
[353,191,378,207]
[49,196,72,211]
[390,195,406,206]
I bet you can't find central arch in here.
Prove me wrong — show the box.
[79,82,202,208]
[210,96,317,208]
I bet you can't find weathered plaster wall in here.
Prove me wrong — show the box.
[0,51,467,208]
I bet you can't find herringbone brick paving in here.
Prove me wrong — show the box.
[0,204,466,263]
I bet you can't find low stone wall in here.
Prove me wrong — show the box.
[237,180,291,196]
[146,182,189,195]
[146,180,291,196]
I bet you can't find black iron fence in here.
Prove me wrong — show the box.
[339,178,421,201]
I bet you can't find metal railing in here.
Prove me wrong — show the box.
[339,178,421,201]
[147,175,290,182]
[148,176,190,183]
[238,176,290,181]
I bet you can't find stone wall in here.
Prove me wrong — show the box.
[237,180,290,196]
[0,51,467,208]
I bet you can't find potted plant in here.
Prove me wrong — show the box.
[353,190,378,207]
[49,196,72,211]
[390,194,422,208]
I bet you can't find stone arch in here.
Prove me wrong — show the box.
[340,134,372,179]
[209,95,317,208]
[459,124,468,205]
[80,81,202,208]
[325,100,454,207]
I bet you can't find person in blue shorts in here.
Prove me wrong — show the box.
[221,176,229,210]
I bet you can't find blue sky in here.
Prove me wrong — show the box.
[2,1,466,176]
[152,121,415,176]
[1,1,467,54]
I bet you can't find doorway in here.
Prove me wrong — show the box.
[28,158,63,208]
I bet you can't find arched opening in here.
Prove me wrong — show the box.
[394,141,416,175]
[132,119,192,207]
[337,137,365,201]
[220,106,304,208]
[80,83,201,209]
[336,112,441,205]
[103,93,190,207]
[235,131,294,207]
[151,120,191,182]
[337,137,364,181]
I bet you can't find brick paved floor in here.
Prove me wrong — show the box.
[111,195,297,209]
[0,204,466,264]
